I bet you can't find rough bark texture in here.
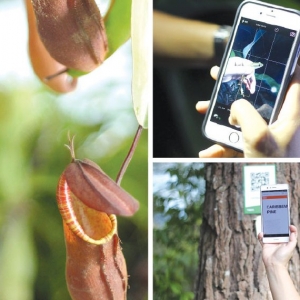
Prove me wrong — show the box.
[195,163,300,300]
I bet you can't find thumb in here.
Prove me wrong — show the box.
[229,100,282,157]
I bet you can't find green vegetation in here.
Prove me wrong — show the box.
[0,82,147,300]
[153,163,205,300]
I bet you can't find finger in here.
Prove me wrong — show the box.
[290,224,297,233]
[210,66,219,80]
[199,144,242,158]
[258,232,264,246]
[229,100,282,157]
[196,101,210,113]
[270,65,300,150]
[286,225,298,252]
[289,225,298,242]
[278,64,300,122]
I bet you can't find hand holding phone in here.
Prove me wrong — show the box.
[202,0,300,153]
[258,224,300,300]
[258,225,297,266]
[258,185,299,300]
[197,64,300,158]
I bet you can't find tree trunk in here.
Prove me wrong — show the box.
[195,163,300,300]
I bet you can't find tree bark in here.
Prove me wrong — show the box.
[195,163,300,300]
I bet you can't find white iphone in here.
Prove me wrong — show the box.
[260,184,290,243]
[202,0,300,152]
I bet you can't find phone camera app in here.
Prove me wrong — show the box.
[211,17,295,130]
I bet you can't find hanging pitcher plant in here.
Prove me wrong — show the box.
[56,135,139,299]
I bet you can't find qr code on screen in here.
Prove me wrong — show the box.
[250,172,270,191]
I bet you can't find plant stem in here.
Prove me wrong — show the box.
[116,125,143,185]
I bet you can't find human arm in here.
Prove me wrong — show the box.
[258,225,300,300]
[153,10,219,64]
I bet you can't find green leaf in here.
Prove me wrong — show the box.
[131,0,150,128]
[104,0,132,59]
[67,69,89,78]
[170,283,182,294]
[66,0,132,78]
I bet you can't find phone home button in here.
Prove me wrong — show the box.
[229,132,239,143]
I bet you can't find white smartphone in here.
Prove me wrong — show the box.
[202,0,300,152]
[260,184,290,243]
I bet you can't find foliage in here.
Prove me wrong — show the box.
[0,0,149,299]
[131,0,150,128]
[0,82,147,300]
[105,0,132,59]
[153,163,205,300]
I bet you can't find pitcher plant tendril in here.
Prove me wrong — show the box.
[116,125,143,185]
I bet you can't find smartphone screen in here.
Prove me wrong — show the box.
[261,188,289,239]
[210,18,297,130]
[203,1,300,151]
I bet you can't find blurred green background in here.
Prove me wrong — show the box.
[153,163,205,300]
[0,1,148,299]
